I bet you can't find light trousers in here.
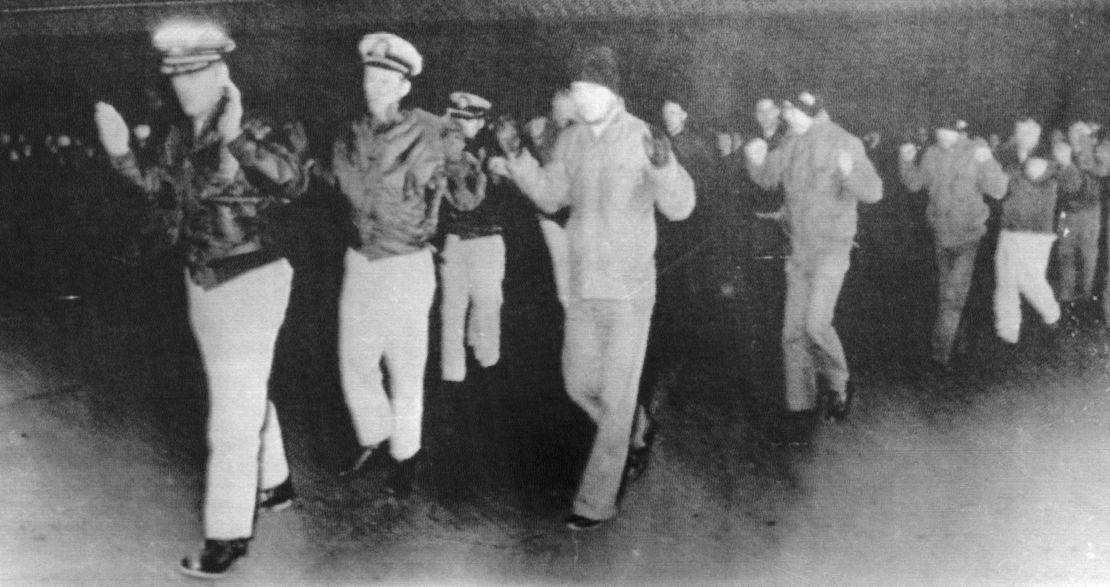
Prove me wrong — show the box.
[186,259,292,540]
[995,230,1060,343]
[438,234,505,382]
[538,216,570,307]
[339,248,435,461]
[564,298,654,521]
[782,247,851,412]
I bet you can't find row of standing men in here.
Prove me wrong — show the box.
[91,18,1103,581]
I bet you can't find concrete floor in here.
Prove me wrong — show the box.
[1,251,1109,585]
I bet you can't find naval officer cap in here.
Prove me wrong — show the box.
[152,19,236,75]
[447,92,492,120]
[359,32,423,78]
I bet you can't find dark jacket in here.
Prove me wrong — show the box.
[1058,142,1110,213]
[1000,172,1064,234]
[330,107,447,261]
[441,149,503,240]
[108,115,308,289]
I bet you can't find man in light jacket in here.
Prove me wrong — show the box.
[745,90,882,439]
[497,46,694,529]
[899,117,1009,370]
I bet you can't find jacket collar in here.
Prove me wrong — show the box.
[585,99,628,143]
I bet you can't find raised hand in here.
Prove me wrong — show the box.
[94,102,131,157]
[898,143,919,163]
[283,121,309,158]
[1053,142,1073,167]
[744,138,769,167]
[487,156,509,178]
[644,125,672,168]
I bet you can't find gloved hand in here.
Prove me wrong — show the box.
[644,125,672,168]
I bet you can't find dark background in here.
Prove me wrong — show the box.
[2,1,1110,140]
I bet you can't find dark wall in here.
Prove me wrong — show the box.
[2,8,1109,140]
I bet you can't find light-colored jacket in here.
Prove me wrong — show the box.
[899,137,1009,248]
[507,103,695,301]
[749,118,883,256]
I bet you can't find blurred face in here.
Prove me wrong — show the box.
[1024,157,1049,181]
[661,101,686,136]
[170,62,227,118]
[715,132,732,156]
[363,66,411,112]
[1068,122,1092,150]
[781,103,812,133]
[456,117,485,140]
[1014,119,1042,153]
[755,99,780,130]
[494,121,521,155]
[133,124,152,141]
[935,128,959,149]
[551,92,577,128]
[569,81,617,125]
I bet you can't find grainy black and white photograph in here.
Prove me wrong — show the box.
[1,0,1110,584]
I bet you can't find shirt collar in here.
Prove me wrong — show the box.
[587,99,627,142]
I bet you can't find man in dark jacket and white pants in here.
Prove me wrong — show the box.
[95,20,309,577]
[330,32,447,498]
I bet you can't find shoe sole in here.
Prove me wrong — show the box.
[259,499,294,513]
[179,563,234,579]
[565,517,604,531]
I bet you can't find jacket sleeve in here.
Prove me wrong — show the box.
[1090,141,1110,177]
[507,132,572,215]
[839,136,883,204]
[977,156,1010,201]
[1055,162,1083,196]
[227,127,309,201]
[329,126,370,200]
[646,158,696,221]
[108,150,165,196]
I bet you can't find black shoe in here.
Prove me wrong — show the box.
[384,453,418,499]
[179,538,249,579]
[564,514,603,531]
[825,380,855,423]
[258,477,295,512]
[339,441,389,477]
